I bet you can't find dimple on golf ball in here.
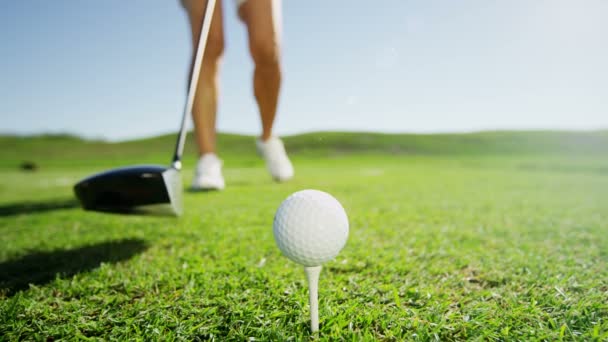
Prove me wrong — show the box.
[273,189,349,266]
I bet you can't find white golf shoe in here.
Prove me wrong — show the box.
[256,136,294,182]
[191,153,225,191]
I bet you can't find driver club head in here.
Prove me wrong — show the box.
[73,165,182,216]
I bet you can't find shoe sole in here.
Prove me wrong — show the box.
[190,180,225,191]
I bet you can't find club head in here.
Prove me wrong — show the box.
[73,165,182,216]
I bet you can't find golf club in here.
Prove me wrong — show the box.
[73,0,216,216]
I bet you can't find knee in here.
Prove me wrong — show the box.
[249,38,281,69]
[197,35,224,86]
[195,35,223,88]
[204,33,225,63]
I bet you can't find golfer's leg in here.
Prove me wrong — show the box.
[239,0,293,181]
[183,0,225,155]
[239,0,282,141]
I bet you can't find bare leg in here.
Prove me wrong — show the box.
[239,0,282,141]
[183,0,225,155]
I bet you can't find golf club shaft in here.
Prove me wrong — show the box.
[172,0,217,169]
[305,266,322,333]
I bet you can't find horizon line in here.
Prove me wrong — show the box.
[1,127,607,143]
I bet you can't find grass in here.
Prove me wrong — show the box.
[0,131,607,340]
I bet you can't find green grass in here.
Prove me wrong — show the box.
[1,131,607,340]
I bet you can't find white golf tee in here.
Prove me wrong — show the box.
[305,266,322,333]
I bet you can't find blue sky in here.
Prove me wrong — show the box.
[1,0,607,141]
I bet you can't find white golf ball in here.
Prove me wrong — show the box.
[273,189,349,266]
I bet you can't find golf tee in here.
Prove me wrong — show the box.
[304,266,322,333]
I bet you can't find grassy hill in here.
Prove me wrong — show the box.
[0,130,607,169]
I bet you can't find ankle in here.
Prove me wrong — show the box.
[260,132,273,142]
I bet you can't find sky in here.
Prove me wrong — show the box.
[1,0,607,141]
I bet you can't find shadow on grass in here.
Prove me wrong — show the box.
[0,198,79,217]
[0,239,148,296]
[186,188,223,194]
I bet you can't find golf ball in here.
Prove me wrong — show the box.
[273,189,349,266]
